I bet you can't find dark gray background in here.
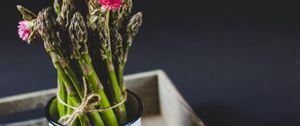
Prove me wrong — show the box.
[1,0,300,126]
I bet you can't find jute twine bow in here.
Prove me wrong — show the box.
[57,78,127,125]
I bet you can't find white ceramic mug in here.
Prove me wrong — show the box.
[49,118,141,126]
[46,90,143,126]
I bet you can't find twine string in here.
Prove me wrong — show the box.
[56,78,127,125]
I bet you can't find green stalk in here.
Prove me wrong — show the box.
[122,12,143,68]
[64,78,91,126]
[104,11,127,123]
[36,9,98,126]
[50,52,92,126]
[56,49,83,99]
[57,74,67,118]
[89,112,106,126]
[104,57,122,103]
[104,57,127,123]
[110,29,126,95]
[71,120,80,126]
[117,12,143,100]
[59,68,92,126]
[81,54,119,126]
[60,79,91,126]
[118,44,130,95]
[105,11,112,57]
[56,52,106,126]
[67,12,111,126]
[117,65,126,94]
[66,95,73,116]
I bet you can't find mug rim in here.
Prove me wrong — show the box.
[45,90,143,126]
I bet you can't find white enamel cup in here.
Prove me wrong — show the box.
[46,90,143,126]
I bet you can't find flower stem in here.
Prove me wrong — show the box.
[105,59,127,123]
[104,11,127,123]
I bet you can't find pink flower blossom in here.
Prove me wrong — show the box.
[99,0,122,11]
[18,20,31,43]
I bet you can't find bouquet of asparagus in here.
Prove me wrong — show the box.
[17,0,142,125]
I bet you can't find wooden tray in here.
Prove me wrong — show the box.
[0,70,205,126]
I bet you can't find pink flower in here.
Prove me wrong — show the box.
[18,20,31,43]
[99,0,122,11]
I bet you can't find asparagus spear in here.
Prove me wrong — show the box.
[57,0,76,27]
[69,12,119,126]
[112,0,132,28]
[53,0,62,15]
[114,12,143,95]
[111,29,125,93]
[109,13,143,123]
[97,10,128,124]
[110,1,142,97]
[37,8,92,126]
[51,51,92,126]
[123,12,143,65]
[16,5,36,21]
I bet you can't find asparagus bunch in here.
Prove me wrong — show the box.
[17,0,143,125]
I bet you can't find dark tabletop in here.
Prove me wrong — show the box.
[1,0,300,126]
